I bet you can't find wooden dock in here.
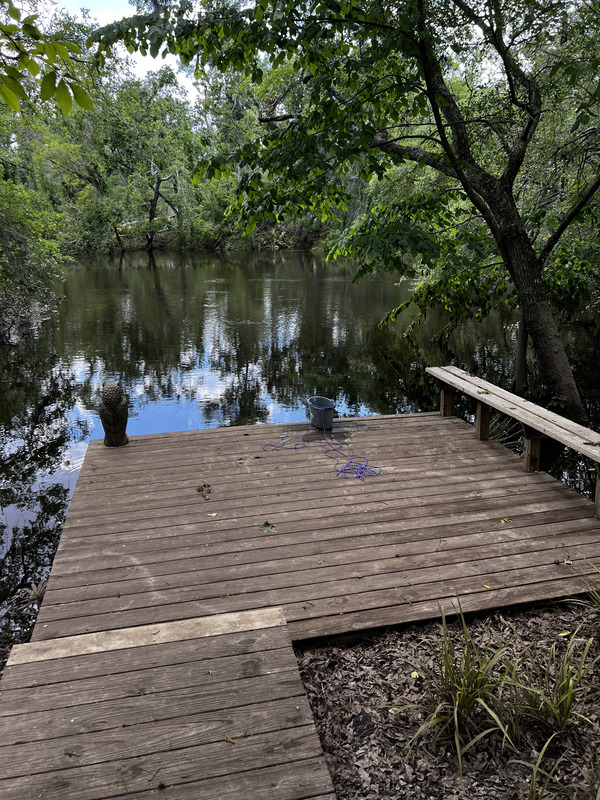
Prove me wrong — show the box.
[3,411,600,798]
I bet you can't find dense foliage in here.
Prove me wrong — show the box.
[90,0,600,418]
[1,0,600,412]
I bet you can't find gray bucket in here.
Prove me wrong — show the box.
[308,396,335,430]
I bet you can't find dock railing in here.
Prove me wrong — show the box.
[426,366,600,518]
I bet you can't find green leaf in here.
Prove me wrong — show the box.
[40,70,56,101]
[52,42,71,61]
[7,3,21,21]
[43,42,57,64]
[24,58,40,76]
[0,83,20,111]
[54,79,72,115]
[70,83,93,110]
[22,22,41,39]
[1,74,27,99]
[4,65,23,80]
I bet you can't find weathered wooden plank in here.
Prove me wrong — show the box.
[79,414,461,465]
[42,514,598,607]
[2,625,291,689]
[8,608,285,666]
[43,494,591,594]
[32,537,600,641]
[523,424,545,472]
[475,400,491,441]
[72,426,478,494]
[58,489,584,564]
[0,726,328,800]
[440,385,455,417]
[69,436,508,497]
[285,554,596,631]
[1,671,305,743]
[54,477,572,544]
[38,524,600,626]
[0,696,316,779]
[65,458,528,532]
[288,573,593,640]
[69,442,496,527]
[68,431,481,514]
[65,460,524,527]
[1,644,299,715]
[117,760,336,800]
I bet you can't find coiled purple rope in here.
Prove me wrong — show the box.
[263,414,382,480]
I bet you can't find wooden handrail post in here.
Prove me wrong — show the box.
[595,465,600,519]
[439,383,454,417]
[475,401,491,441]
[522,424,545,472]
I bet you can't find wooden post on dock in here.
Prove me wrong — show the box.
[439,384,454,417]
[475,401,490,441]
[596,465,600,519]
[522,425,545,473]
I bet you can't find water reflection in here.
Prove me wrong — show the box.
[54,250,440,434]
[0,327,89,602]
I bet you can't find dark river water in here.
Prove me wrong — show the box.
[1,249,599,601]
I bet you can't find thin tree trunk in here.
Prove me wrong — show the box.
[113,226,125,251]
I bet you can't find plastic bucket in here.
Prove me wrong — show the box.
[308,396,335,430]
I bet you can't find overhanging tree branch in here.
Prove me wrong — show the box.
[539,171,600,265]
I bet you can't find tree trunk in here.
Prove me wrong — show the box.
[497,216,587,424]
[146,175,162,251]
[113,225,125,251]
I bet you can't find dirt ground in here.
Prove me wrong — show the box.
[297,601,600,800]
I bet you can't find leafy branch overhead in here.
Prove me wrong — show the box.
[0,0,93,113]
[90,1,600,422]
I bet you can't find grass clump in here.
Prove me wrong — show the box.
[394,607,515,773]
[393,604,600,794]
[505,627,600,734]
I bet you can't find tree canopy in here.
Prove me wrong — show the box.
[91,0,600,421]
[0,0,93,113]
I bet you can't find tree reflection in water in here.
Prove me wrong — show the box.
[0,317,89,604]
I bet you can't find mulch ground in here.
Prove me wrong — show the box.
[297,601,600,800]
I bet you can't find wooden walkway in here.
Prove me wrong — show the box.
[1,608,334,799]
[3,411,600,798]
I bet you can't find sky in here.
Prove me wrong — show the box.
[57,0,198,95]
[59,0,135,28]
